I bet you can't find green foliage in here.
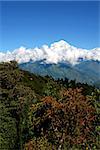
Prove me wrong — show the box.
[0,61,37,149]
[28,88,97,149]
[24,136,55,150]
[0,103,17,150]
[0,61,99,150]
[43,81,60,98]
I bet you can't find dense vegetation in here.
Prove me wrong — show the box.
[0,61,100,150]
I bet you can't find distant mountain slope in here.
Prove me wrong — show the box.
[19,60,100,87]
[74,60,100,85]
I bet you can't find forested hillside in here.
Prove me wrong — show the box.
[0,61,99,150]
[19,60,100,87]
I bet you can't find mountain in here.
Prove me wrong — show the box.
[19,60,100,87]
[0,40,100,86]
[0,40,100,64]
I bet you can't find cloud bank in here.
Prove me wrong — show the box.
[0,40,100,65]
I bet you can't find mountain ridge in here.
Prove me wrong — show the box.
[0,40,100,64]
[19,59,100,87]
[1,40,100,86]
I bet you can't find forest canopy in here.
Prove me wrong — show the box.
[0,61,100,150]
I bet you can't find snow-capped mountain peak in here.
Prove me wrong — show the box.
[0,40,100,65]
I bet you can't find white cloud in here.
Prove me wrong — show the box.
[0,40,100,65]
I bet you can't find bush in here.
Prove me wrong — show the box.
[28,88,96,149]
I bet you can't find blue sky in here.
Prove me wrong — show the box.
[0,1,99,52]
